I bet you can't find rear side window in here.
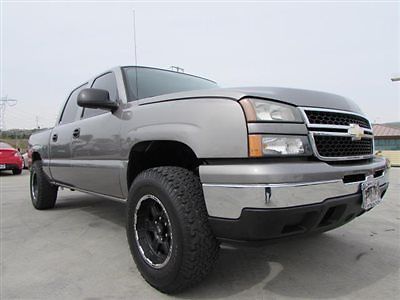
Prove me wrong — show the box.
[60,84,88,125]
[82,72,118,119]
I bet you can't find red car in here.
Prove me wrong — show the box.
[0,142,23,175]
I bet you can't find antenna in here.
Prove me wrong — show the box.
[133,10,139,99]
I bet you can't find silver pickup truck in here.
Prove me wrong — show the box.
[29,66,389,293]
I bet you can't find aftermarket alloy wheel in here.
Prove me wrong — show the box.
[127,167,219,294]
[30,160,58,210]
[134,194,173,268]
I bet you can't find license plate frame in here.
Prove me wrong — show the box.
[361,177,382,210]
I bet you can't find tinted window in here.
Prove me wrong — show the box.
[60,84,88,125]
[123,67,218,101]
[82,72,118,119]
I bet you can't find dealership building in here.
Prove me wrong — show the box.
[373,124,400,166]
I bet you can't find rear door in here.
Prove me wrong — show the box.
[69,72,123,198]
[49,83,88,185]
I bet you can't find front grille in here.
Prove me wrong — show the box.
[305,110,371,129]
[314,136,373,157]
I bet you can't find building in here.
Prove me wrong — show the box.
[373,124,400,166]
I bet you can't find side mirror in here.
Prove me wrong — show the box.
[77,88,119,111]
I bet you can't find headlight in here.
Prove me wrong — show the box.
[240,98,302,122]
[249,135,312,157]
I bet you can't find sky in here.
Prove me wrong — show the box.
[1,1,399,129]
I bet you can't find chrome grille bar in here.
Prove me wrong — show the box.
[299,107,374,161]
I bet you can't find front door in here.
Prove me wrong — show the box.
[69,72,123,198]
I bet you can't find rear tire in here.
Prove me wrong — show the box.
[30,160,58,210]
[126,167,219,294]
[12,168,22,175]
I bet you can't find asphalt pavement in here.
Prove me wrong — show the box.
[1,168,399,299]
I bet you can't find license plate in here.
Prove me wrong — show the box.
[0,164,5,169]
[361,177,382,210]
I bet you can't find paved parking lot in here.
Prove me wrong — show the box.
[1,168,399,299]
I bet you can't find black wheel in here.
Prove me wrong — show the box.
[127,167,219,294]
[30,160,58,210]
[12,168,22,175]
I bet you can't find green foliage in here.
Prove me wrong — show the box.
[0,128,49,151]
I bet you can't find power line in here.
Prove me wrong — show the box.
[8,107,56,123]
[0,96,18,131]
[6,110,56,129]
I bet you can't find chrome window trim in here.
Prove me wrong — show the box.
[298,107,374,161]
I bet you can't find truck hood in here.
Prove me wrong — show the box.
[138,86,363,114]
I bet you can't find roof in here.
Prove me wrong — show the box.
[373,124,400,137]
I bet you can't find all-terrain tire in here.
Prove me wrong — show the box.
[126,166,219,294]
[30,160,58,210]
[12,168,22,175]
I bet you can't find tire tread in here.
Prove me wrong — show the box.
[129,166,219,293]
[30,160,58,210]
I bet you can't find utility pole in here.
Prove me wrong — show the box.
[169,66,184,73]
[0,96,18,132]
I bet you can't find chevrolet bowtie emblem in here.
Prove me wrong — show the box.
[348,124,365,141]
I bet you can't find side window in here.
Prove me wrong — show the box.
[59,84,88,125]
[82,72,118,119]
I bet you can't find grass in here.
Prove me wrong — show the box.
[0,139,29,151]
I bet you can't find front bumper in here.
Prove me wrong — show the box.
[200,156,389,219]
[209,185,389,242]
[200,156,389,241]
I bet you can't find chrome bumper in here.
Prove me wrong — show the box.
[200,157,389,219]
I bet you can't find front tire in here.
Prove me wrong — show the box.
[30,160,58,210]
[127,167,219,294]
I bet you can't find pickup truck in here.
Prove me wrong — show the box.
[29,66,390,293]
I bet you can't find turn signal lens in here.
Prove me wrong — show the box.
[248,135,312,157]
[248,135,263,157]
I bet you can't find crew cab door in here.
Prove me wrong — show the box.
[49,84,88,185]
[69,72,123,198]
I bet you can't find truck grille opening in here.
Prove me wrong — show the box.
[314,136,373,158]
[318,205,346,227]
[374,169,384,178]
[305,110,371,129]
[343,173,366,184]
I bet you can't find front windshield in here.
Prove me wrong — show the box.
[123,67,218,101]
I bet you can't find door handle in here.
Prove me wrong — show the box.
[72,128,80,138]
[52,133,58,142]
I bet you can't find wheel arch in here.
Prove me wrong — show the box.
[31,151,42,162]
[125,140,201,190]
